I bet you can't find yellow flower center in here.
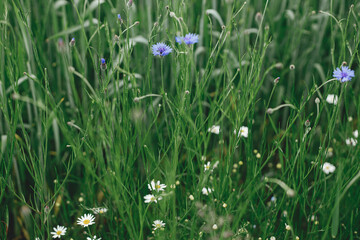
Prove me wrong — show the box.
[56,231,62,235]
[99,210,103,214]
[83,219,90,225]
[151,196,156,201]
[155,184,161,189]
[156,224,161,228]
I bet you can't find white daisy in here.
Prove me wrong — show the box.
[326,94,338,105]
[87,236,101,240]
[322,162,336,174]
[285,223,291,231]
[77,214,95,227]
[353,130,358,138]
[50,225,67,239]
[144,194,162,203]
[204,162,211,172]
[92,207,108,215]
[152,220,166,230]
[148,180,166,192]
[208,125,220,134]
[234,126,248,138]
[346,138,357,146]
[201,187,213,195]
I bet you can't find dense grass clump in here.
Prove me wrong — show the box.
[1,0,360,239]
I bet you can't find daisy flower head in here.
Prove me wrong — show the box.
[326,94,338,105]
[144,194,162,203]
[92,207,108,215]
[183,33,199,45]
[148,180,167,192]
[346,138,357,146]
[285,223,291,231]
[51,225,67,239]
[208,125,220,134]
[322,162,336,174]
[87,236,101,240]
[77,213,95,227]
[152,220,166,230]
[333,66,355,82]
[234,126,248,138]
[204,161,211,172]
[201,187,213,196]
[353,130,358,138]
[152,42,172,57]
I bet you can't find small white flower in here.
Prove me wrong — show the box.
[234,126,248,138]
[92,207,108,215]
[285,223,291,231]
[201,156,206,161]
[201,187,213,195]
[50,225,67,239]
[77,214,95,227]
[152,220,165,230]
[87,236,101,240]
[144,194,162,203]
[189,195,194,201]
[346,138,357,146]
[212,224,218,230]
[204,162,211,172]
[208,125,220,134]
[148,180,167,192]
[353,130,358,138]
[322,162,336,174]
[326,94,338,105]
[270,237,276,240]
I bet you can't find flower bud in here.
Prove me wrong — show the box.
[100,58,107,70]
[255,12,262,24]
[69,37,75,47]
[274,77,280,84]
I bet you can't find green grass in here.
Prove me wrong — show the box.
[1,0,360,239]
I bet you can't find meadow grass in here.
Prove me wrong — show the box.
[1,0,360,239]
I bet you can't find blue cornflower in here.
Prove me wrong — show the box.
[69,37,75,47]
[175,33,199,45]
[117,14,123,24]
[175,36,183,44]
[152,42,172,56]
[333,66,355,82]
[100,58,107,70]
[183,33,199,45]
